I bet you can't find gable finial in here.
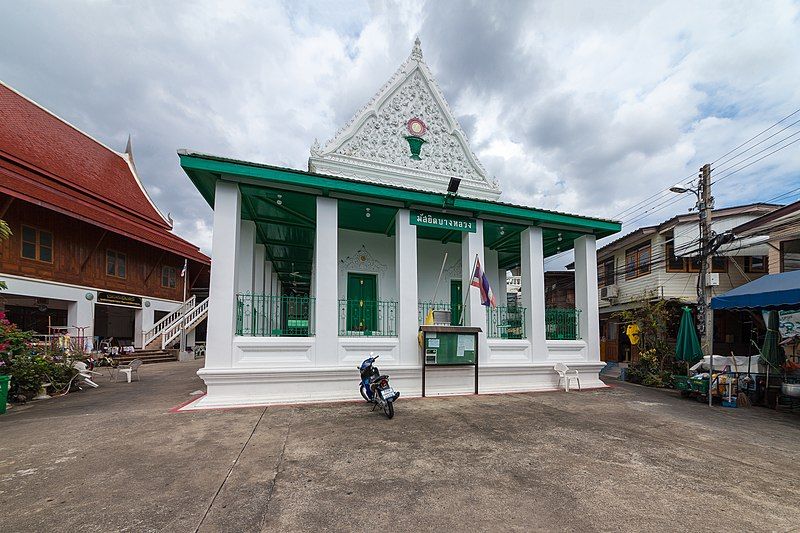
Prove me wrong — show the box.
[411,36,423,61]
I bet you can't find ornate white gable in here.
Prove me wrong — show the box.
[309,38,501,200]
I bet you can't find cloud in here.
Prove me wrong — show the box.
[0,0,798,272]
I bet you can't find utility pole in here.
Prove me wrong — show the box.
[697,163,714,406]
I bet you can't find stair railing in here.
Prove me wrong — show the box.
[161,297,209,349]
[142,295,196,347]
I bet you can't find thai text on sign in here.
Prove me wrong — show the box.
[410,210,476,232]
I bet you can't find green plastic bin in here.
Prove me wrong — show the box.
[0,374,10,414]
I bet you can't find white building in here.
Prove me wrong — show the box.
[180,40,621,408]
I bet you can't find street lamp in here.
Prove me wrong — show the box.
[670,171,714,407]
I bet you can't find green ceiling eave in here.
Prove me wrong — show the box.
[178,151,622,238]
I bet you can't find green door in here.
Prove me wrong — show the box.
[450,279,463,325]
[347,273,377,333]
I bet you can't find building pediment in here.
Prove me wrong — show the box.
[309,38,501,201]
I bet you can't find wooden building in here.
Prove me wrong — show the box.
[0,81,209,349]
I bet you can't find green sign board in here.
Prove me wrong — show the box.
[410,210,476,233]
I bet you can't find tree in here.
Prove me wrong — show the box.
[614,294,679,386]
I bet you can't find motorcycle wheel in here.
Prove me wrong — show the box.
[359,384,370,402]
[384,401,394,419]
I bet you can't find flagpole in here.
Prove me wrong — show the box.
[460,253,479,326]
[431,252,448,304]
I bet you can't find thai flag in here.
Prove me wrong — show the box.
[470,258,496,308]
[180,259,187,277]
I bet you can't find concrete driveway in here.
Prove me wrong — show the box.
[1,360,799,532]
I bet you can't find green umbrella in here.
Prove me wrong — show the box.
[675,306,703,368]
[761,310,784,370]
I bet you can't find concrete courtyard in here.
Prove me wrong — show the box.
[1,360,799,532]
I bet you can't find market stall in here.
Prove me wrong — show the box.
[710,271,800,409]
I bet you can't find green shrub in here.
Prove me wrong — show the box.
[0,312,78,400]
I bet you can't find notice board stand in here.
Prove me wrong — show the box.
[419,325,481,397]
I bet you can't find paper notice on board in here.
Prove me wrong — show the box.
[456,335,468,357]
[428,338,440,348]
[463,335,475,351]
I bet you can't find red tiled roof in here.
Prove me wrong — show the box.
[0,82,209,264]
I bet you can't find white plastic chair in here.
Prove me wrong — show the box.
[72,361,101,388]
[117,359,142,383]
[554,362,580,392]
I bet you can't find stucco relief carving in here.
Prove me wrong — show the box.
[310,39,501,199]
[333,72,484,183]
[339,244,388,275]
[444,259,462,278]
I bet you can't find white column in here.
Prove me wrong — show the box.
[395,209,418,366]
[205,181,241,368]
[314,197,338,363]
[264,261,274,296]
[484,249,500,304]
[134,306,155,348]
[574,234,600,361]
[462,220,487,360]
[253,244,266,294]
[498,267,508,308]
[68,297,94,350]
[521,227,547,360]
[237,220,256,294]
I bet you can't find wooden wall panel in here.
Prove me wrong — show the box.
[0,196,207,301]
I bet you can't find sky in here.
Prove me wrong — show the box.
[1,0,799,269]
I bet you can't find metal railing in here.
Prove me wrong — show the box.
[418,301,463,325]
[486,306,527,339]
[143,295,196,346]
[161,297,209,348]
[236,294,314,336]
[545,308,581,340]
[338,300,397,337]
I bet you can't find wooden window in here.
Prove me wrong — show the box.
[161,265,177,288]
[625,243,651,280]
[744,256,767,273]
[688,256,727,273]
[781,239,800,272]
[711,256,728,273]
[106,250,127,279]
[599,258,615,287]
[665,241,687,272]
[20,225,53,263]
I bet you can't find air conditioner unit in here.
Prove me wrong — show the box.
[600,285,619,299]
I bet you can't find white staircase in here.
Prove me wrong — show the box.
[142,296,209,350]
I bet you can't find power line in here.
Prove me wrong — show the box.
[712,129,800,177]
[712,117,800,170]
[712,136,800,185]
[711,106,800,165]
[609,106,800,228]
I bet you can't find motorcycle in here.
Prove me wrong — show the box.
[358,353,399,419]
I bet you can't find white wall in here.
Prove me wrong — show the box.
[337,229,397,301]
[599,232,767,309]
[416,240,461,303]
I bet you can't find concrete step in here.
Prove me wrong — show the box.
[114,350,178,364]
[600,362,622,378]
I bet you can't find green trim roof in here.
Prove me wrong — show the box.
[178,150,621,237]
[179,150,621,292]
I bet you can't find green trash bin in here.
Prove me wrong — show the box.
[0,374,10,414]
